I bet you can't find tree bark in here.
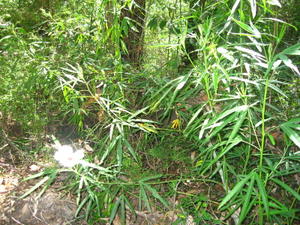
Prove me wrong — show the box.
[121,0,146,67]
[182,0,206,67]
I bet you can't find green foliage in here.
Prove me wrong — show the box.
[1,0,300,224]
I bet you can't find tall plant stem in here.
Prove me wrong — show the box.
[259,78,270,178]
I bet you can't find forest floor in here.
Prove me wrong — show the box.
[0,133,226,225]
[0,136,84,225]
[0,122,92,225]
[0,128,299,225]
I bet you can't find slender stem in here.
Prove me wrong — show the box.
[259,78,269,178]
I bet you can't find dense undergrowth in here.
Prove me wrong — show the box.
[0,0,299,224]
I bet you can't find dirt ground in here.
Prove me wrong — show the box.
[0,153,85,225]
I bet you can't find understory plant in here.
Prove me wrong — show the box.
[1,0,299,224]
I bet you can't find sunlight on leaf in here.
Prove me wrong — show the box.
[267,0,281,7]
[279,55,300,76]
[248,0,257,18]
[280,118,300,148]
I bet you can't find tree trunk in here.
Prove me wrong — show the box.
[121,0,146,67]
[182,0,206,67]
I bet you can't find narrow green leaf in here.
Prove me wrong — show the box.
[280,43,300,56]
[0,35,12,43]
[75,195,90,217]
[235,46,265,61]
[231,0,241,15]
[201,137,242,174]
[77,177,85,205]
[226,111,247,145]
[283,118,300,126]
[117,138,123,168]
[184,104,206,134]
[255,174,270,218]
[279,54,300,75]
[123,137,138,162]
[268,82,288,98]
[150,85,173,111]
[139,185,151,211]
[22,168,56,181]
[218,172,253,209]
[124,196,135,215]
[280,122,300,148]
[205,105,249,128]
[139,175,163,182]
[167,73,192,113]
[248,0,257,18]
[34,170,57,199]
[267,133,276,145]
[200,113,238,146]
[80,161,113,176]
[100,136,119,164]
[143,183,169,208]
[271,178,300,201]
[128,106,149,120]
[233,19,259,37]
[120,196,126,224]
[19,176,50,199]
[85,198,93,221]
[109,197,122,225]
[238,174,255,224]
[149,76,181,102]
